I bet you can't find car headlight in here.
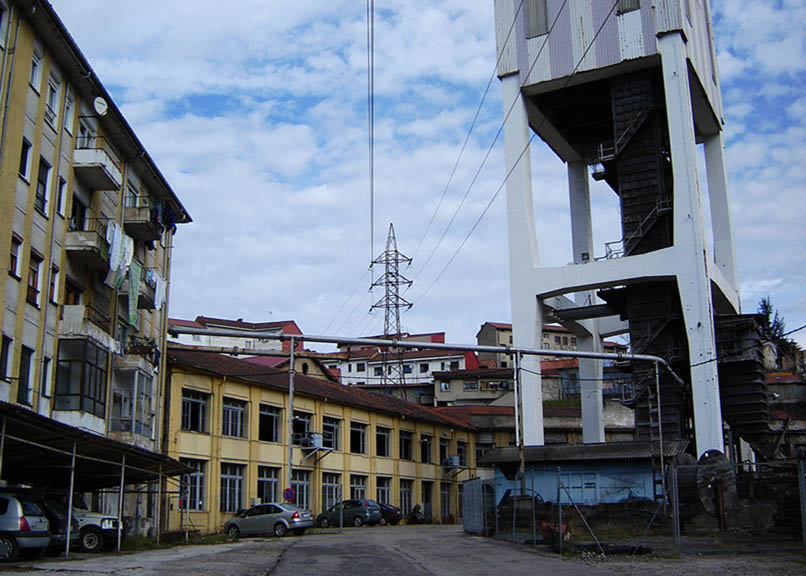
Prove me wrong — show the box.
[100,518,118,529]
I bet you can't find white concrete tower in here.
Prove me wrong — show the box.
[494,0,739,457]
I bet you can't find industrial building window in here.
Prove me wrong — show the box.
[222,398,247,438]
[420,434,432,463]
[180,458,205,510]
[457,441,468,467]
[181,390,209,432]
[439,438,449,464]
[259,404,280,442]
[350,421,366,454]
[440,483,451,519]
[403,364,412,374]
[617,0,640,14]
[30,47,43,91]
[8,235,21,278]
[350,474,366,499]
[323,417,340,450]
[399,430,413,460]
[16,346,33,405]
[463,381,478,390]
[373,366,382,376]
[376,426,390,457]
[419,363,428,373]
[54,339,108,418]
[376,477,390,505]
[18,139,31,180]
[440,381,450,392]
[450,361,459,370]
[26,251,42,306]
[220,463,244,512]
[525,0,549,38]
[322,473,341,511]
[291,469,310,510]
[0,336,11,381]
[257,466,279,504]
[292,411,311,444]
[111,370,153,437]
[476,443,493,467]
[400,479,413,515]
[356,362,365,372]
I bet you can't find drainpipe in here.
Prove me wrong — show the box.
[0,4,20,159]
[286,337,295,495]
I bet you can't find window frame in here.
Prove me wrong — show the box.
[17,346,33,405]
[0,336,11,382]
[19,139,31,181]
[322,416,340,450]
[350,474,367,500]
[399,430,413,461]
[181,389,209,433]
[220,462,245,513]
[376,426,390,457]
[257,465,279,504]
[26,251,43,307]
[8,235,21,279]
[180,458,206,511]
[420,434,433,463]
[350,421,367,454]
[221,397,247,438]
[30,46,43,92]
[258,403,280,442]
[54,339,108,418]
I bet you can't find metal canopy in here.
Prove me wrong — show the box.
[0,402,187,491]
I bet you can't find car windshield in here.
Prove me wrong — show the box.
[278,503,299,512]
[20,499,44,516]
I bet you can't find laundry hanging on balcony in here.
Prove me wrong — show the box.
[128,260,141,324]
[104,221,134,289]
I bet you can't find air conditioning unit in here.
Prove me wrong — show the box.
[300,432,323,449]
[443,455,460,468]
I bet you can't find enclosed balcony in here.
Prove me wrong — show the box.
[59,304,114,346]
[123,196,162,242]
[117,262,156,310]
[64,210,109,271]
[73,136,122,191]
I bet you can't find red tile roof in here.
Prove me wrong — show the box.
[193,316,301,333]
[168,349,472,430]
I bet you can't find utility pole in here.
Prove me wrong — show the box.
[370,223,412,390]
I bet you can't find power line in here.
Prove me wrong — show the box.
[320,266,371,335]
[367,0,375,285]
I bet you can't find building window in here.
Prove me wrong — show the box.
[180,459,205,510]
[19,139,31,180]
[350,474,366,499]
[69,196,87,231]
[476,443,493,467]
[49,265,59,304]
[562,336,568,346]
[440,438,449,464]
[220,463,245,512]
[403,364,412,374]
[420,434,432,463]
[54,339,107,418]
[376,477,391,505]
[291,470,310,510]
[440,381,450,392]
[463,380,478,390]
[30,47,43,91]
[111,370,153,436]
[45,75,61,125]
[373,366,382,376]
[457,441,468,467]
[56,177,66,217]
[258,404,280,442]
[8,235,21,278]
[222,398,247,438]
[350,421,366,454]
[323,417,340,450]
[17,346,33,405]
[525,0,549,37]
[554,336,561,345]
[181,389,209,433]
[400,479,413,515]
[376,426,390,457]
[64,91,75,134]
[257,466,279,504]
[571,337,577,346]
[292,411,311,444]
[617,0,640,15]
[26,251,42,306]
[399,430,413,461]
[419,363,428,373]
[322,472,341,511]
[356,362,365,372]
[441,483,451,519]
[0,336,11,381]
[450,361,459,370]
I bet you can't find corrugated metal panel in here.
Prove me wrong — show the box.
[656,0,684,34]
[618,8,645,60]
[640,0,658,56]
[593,0,620,69]
[524,35,552,85]
[569,0,596,73]
[495,0,519,77]
[548,0,574,78]
[481,439,690,464]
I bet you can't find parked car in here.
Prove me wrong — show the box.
[0,493,50,562]
[37,499,79,553]
[224,503,313,538]
[317,499,382,528]
[377,502,402,526]
[44,492,121,552]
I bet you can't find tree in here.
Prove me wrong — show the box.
[757,296,801,361]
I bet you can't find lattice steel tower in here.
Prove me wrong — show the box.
[371,223,413,387]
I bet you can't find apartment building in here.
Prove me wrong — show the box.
[0,0,189,457]
[166,348,478,531]
[476,322,578,368]
[169,316,303,354]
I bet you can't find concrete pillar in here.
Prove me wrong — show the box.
[501,73,543,446]
[704,132,739,294]
[658,31,723,457]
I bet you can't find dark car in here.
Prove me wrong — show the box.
[37,499,79,553]
[377,502,402,526]
[317,499,382,528]
[224,503,313,538]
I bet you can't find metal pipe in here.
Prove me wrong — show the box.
[286,337,295,496]
[0,416,5,478]
[117,454,125,552]
[655,363,666,504]
[155,464,162,546]
[65,440,76,559]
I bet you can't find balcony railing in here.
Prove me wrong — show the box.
[123,194,162,241]
[65,211,109,270]
[73,136,122,190]
[118,262,157,310]
[59,304,114,344]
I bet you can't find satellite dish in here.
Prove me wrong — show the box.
[93,96,108,116]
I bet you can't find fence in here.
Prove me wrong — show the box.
[466,461,806,556]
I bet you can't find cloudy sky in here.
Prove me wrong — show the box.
[50,0,805,350]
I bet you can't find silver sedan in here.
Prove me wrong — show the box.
[224,503,313,538]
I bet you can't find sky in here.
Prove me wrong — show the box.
[49,0,806,351]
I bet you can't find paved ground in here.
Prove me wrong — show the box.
[0,525,803,575]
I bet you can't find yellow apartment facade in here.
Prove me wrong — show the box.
[166,349,479,533]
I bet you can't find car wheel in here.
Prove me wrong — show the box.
[353,516,363,527]
[319,518,329,528]
[0,535,18,562]
[274,523,288,537]
[293,528,306,536]
[379,517,387,526]
[227,525,240,539]
[80,527,104,553]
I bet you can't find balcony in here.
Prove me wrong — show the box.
[59,304,114,346]
[73,137,122,191]
[117,262,156,310]
[123,196,162,241]
[65,213,109,270]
